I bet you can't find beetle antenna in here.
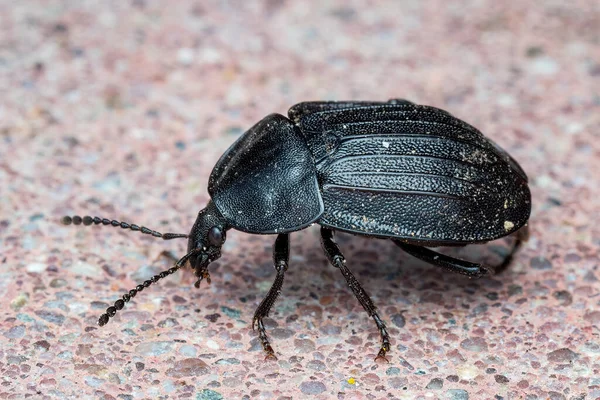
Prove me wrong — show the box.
[97,248,204,326]
[62,215,188,240]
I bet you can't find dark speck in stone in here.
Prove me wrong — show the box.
[583,271,597,282]
[30,213,44,221]
[175,140,186,150]
[530,257,552,270]
[390,313,406,328]
[146,108,159,117]
[220,306,241,319]
[525,46,544,57]
[485,292,499,301]
[215,358,240,365]
[33,340,51,351]
[564,253,581,263]
[471,303,488,316]
[494,374,509,383]
[91,301,110,310]
[225,126,243,136]
[205,313,220,322]
[71,47,85,57]
[157,318,178,328]
[172,295,187,303]
[547,392,566,400]
[507,285,523,296]
[552,290,573,306]
[34,310,65,325]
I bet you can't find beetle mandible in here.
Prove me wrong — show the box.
[63,99,531,361]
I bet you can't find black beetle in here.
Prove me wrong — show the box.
[63,99,531,361]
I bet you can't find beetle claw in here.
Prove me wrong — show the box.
[264,350,278,361]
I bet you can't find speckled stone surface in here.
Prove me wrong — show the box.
[1,1,599,399]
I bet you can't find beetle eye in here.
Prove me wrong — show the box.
[208,226,224,246]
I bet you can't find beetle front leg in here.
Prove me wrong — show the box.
[252,233,290,361]
[320,228,391,362]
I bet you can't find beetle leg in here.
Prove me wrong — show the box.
[320,228,391,362]
[393,241,489,277]
[494,225,530,274]
[252,233,290,361]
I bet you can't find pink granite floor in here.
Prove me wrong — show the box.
[1,1,599,399]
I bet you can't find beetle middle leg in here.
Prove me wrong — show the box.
[252,233,290,360]
[320,227,391,362]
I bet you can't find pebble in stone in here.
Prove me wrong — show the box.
[197,389,224,400]
[165,358,210,378]
[306,360,326,371]
[446,389,469,400]
[460,337,488,352]
[425,378,443,389]
[390,313,406,328]
[547,348,579,363]
[34,310,66,325]
[299,381,326,395]
[134,341,175,356]
[530,257,552,270]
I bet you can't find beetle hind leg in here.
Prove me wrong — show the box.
[393,241,490,277]
[320,228,391,362]
[494,225,530,274]
[394,224,529,277]
[252,233,290,361]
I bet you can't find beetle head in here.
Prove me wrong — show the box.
[187,200,229,286]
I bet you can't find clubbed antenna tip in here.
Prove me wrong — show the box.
[62,214,188,240]
[62,213,196,325]
[97,248,205,326]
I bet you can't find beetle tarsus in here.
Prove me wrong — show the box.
[252,233,290,359]
[194,268,212,288]
[320,228,392,359]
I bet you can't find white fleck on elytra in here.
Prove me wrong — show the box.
[504,221,514,231]
[382,141,390,148]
